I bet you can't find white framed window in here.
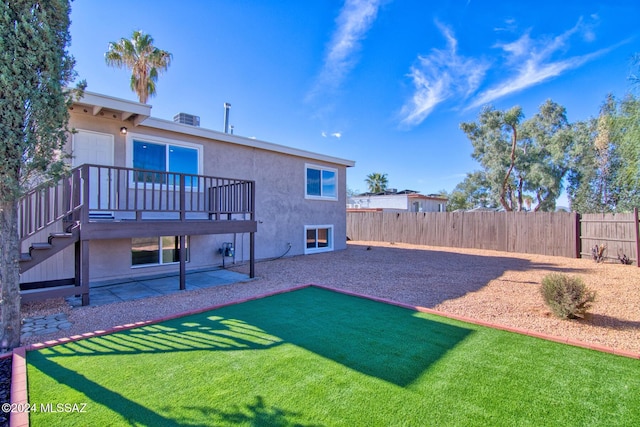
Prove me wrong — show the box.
[305,164,337,200]
[127,133,203,185]
[132,236,190,267]
[304,225,333,254]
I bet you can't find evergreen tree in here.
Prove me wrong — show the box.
[460,101,573,212]
[0,0,82,349]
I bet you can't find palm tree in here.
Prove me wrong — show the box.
[365,172,388,193]
[105,30,172,104]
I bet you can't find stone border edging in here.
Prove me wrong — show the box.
[9,347,28,427]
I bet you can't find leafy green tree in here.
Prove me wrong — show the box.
[365,173,388,193]
[460,101,573,212]
[519,100,574,211]
[566,119,599,212]
[567,93,640,213]
[609,94,640,211]
[0,0,83,350]
[443,171,498,211]
[460,105,524,211]
[567,97,616,213]
[105,30,172,104]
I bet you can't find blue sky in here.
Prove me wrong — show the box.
[68,0,639,202]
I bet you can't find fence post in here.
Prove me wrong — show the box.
[575,212,581,259]
[635,208,639,267]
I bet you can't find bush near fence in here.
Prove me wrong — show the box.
[346,210,640,264]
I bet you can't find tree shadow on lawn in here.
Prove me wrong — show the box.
[323,243,590,307]
[29,355,183,426]
[31,354,320,427]
[30,287,473,402]
[178,395,324,427]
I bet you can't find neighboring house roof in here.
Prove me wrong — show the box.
[354,189,447,201]
[453,206,500,212]
[407,193,448,201]
[71,90,355,168]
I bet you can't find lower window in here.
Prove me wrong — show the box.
[132,236,190,266]
[305,225,333,254]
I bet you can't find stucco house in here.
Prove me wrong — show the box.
[19,91,354,305]
[348,190,447,212]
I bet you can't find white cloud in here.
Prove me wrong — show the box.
[399,16,617,123]
[321,131,343,139]
[307,0,382,101]
[468,19,611,109]
[494,18,517,33]
[399,22,489,127]
[469,53,601,109]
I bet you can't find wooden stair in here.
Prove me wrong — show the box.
[19,224,80,274]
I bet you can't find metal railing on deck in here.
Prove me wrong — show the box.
[18,164,255,242]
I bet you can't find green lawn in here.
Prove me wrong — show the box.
[27,286,640,426]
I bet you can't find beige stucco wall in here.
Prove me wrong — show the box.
[21,108,349,284]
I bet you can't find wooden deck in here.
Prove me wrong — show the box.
[18,164,257,305]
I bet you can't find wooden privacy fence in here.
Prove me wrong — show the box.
[347,209,640,263]
[580,211,640,264]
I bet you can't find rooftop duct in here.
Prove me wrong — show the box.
[223,102,231,133]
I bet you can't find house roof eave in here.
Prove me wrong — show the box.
[72,90,355,168]
[143,117,356,168]
[72,90,151,125]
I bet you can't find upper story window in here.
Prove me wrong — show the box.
[305,164,337,200]
[129,134,202,185]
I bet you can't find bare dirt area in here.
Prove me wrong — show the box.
[19,240,640,355]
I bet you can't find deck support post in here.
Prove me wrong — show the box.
[75,239,90,306]
[249,232,255,278]
[179,235,186,290]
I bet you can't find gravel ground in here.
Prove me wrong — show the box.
[3,240,638,422]
[18,240,640,354]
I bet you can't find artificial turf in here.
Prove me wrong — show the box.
[27,286,640,426]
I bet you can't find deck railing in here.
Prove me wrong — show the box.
[18,168,82,241]
[18,164,255,241]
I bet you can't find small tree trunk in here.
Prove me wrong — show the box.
[0,200,21,350]
[517,176,524,211]
[499,123,518,212]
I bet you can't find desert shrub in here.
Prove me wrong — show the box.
[541,273,596,319]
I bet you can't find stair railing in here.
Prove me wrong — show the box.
[18,167,83,242]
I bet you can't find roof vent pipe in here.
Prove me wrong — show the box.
[230,125,234,135]
[223,102,231,133]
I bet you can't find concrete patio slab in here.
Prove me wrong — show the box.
[67,268,250,307]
